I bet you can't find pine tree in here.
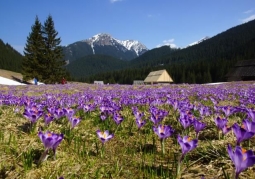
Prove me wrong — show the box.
[22,16,45,81]
[41,15,67,84]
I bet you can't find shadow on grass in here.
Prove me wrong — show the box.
[11,76,32,85]
[137,143,157,153]
[17,122,31,133]
[198,129,218,140]
[17,122,38,134]
[0,165,15,179]
[18,122,32,134]
[140,164,174,178]
[31,148,44,164]
[88,150,97,156]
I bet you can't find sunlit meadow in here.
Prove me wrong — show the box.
[1,82,255,179]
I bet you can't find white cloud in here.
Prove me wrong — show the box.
[243,9,253,14]
[147,13,161,18]
[242,14,255,23]
[156,39,177,48]
[110,0,123,3]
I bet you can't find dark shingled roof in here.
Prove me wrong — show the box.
[235,59,255,67]
[226,59,255,81]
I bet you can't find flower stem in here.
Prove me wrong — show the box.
[100,144,105,158]
[161,139,165,155]
[176,155,183,179]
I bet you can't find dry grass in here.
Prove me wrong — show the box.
[1,81,255,179]
[0,69,23,81]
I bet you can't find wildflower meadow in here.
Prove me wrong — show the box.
[0,82,255,179]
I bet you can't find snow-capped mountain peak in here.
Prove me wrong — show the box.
[187,36,210,47]
[63,33,148,62]
[82,33,148,56]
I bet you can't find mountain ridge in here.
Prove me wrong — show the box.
[63,33,148,63]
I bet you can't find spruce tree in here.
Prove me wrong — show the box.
[22,16,45,81]
[41,15,66,84]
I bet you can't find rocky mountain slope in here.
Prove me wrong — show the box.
[62,33,148,63]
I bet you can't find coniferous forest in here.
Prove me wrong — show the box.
[1,19,255,84]
[0,39,23,72]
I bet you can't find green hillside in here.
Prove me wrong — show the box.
[0,39,23,72]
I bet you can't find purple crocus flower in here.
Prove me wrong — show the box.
[136,118,146,129]
[149,106,168,125]
[69,116,81,128]
[113,112,124,125]
[150,113,164,125]
[222,125,232,135]
[100,112,107,120]
[193,119,206,137]
[44,113,55,125]
[83,103,96,113]
[153,124,174,139]
[38,131,64,156]
[179,115,193,129]
[221,106,236,118]
[54,107,65,119]
[246,108,255,122]
[47,106,55,114]
[23,106,43,123]
[99,106,113,120]
[214,116,228,129]
[232,123,255,145]
[242,119,255,133]
[214,116,231,135]
[227,144,255,178]
[177,135,198,160]
[199,106,211,117]
[63,107,75,118]
[96,130,114,144]
[133,109,144,121]
[169,99,179,111]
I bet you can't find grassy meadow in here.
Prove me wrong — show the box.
[0,82,255,179]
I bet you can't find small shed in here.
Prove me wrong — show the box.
[133,80,144,85]
[144,69,173,84]
[226,59,255,81]
[94,81,104,85]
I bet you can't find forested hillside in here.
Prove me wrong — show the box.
[66,55,128,80]
[0,39,23,72]
[84,20,255,84]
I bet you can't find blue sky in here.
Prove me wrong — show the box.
[0,0,255,54]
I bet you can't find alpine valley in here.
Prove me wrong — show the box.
[1,19,255,84]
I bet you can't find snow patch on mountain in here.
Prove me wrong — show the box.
[187,36,210,47]
[118,40,148,56]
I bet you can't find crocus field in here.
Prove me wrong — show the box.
[1,82,255,179]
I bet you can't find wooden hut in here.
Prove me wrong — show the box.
[144,69,173,84]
